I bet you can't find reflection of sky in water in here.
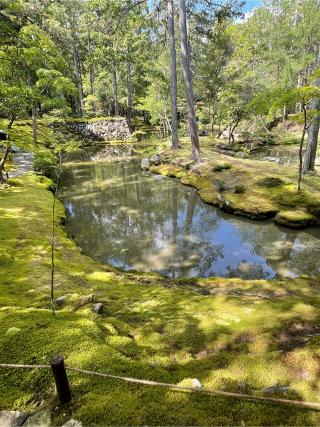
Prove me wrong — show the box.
[60,159,320,280]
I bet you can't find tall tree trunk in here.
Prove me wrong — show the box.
[32,105,38,146]
[303,71,320,174]
[89,67,95,96]
[298,104,308,190]
[178,0,200,161]
[112,61,119,116]
[87,33,96,113]
[168,0,179,149]
[73,45,84,116]
[126,45,132,124]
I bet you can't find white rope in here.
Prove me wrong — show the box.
[1,363,320,410]
[0,363,50,369]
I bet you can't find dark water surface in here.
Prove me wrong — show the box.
[60,159,320,279]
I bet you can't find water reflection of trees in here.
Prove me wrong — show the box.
[225,215,320,278]
[60,160,320,278]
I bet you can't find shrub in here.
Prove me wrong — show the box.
[257,176,283,187]
[34,148,58,180]
[234,184,246,194]
[212,162,232,172]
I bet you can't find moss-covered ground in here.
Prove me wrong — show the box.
[1,119,320,425]
[150,137,320,229]
[0,173,320,425]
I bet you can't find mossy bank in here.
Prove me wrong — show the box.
[148,138,320,229]
[0,171,320,425]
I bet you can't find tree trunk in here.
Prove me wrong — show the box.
[89,67,95,96]
[228,114,241,145]
[178,0,200,161]
[32,105,38,146]
[8,116,16,130]
[302,77,320,174]
[168,0,179,149]
[112,61,119,116]
[73,45,84,116]
[298,104,308,190]
[126,45,132,124]
[0,142,10,182]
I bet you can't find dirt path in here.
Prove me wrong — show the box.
[9,152,34,178]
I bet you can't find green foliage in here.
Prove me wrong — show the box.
[33,148,58,180]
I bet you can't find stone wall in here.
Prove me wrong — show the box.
[54,118,131,141]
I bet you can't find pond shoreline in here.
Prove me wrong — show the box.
[60,153,320,280]
[143,148,320,230]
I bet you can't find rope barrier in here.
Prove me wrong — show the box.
[1,362,320,410]
[0,363,50,369]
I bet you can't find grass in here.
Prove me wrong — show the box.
[0,172,320,425]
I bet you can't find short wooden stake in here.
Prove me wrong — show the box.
[50,354,71,404]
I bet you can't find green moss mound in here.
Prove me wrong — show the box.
[212,162,232,172]
[257,176,284,187]
[275,210,316,228]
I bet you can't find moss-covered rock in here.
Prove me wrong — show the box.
[275,210,317,228]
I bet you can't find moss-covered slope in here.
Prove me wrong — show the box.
[1,173,320,425]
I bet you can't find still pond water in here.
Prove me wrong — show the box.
[60,158,320,279]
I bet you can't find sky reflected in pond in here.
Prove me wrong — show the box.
[60,159,320,279]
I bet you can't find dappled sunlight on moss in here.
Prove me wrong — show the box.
[87,271,114,283]
[1,169,320,424]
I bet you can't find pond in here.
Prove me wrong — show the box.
[60,157,320,280]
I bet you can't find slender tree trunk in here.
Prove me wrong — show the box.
[73,45,84,116]
[178,0,200,161]
[8,116,16,130]
[228,115,241,145]
[112,61,119,116]
[168,0,179,149]
[283,106,288,129]
[303,77,320,174]
[32,105,38,146]
[0,142,10,182]
[89,67,96,113]
[298,104,308,190]
[126,45,132,124]
[89,67,95,96]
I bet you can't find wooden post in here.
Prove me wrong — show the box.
[50,354,71,404]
